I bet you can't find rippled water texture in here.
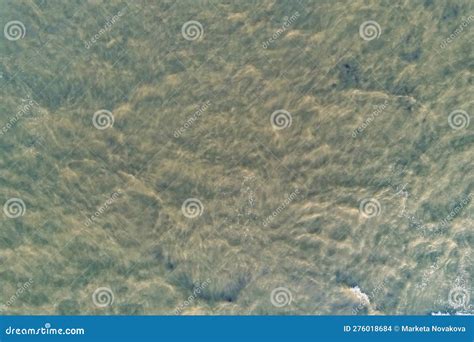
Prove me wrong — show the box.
[0,0,472,315]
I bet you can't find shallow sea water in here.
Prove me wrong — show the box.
[0,0,472,315]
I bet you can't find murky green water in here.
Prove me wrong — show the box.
[0,0,472,315]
